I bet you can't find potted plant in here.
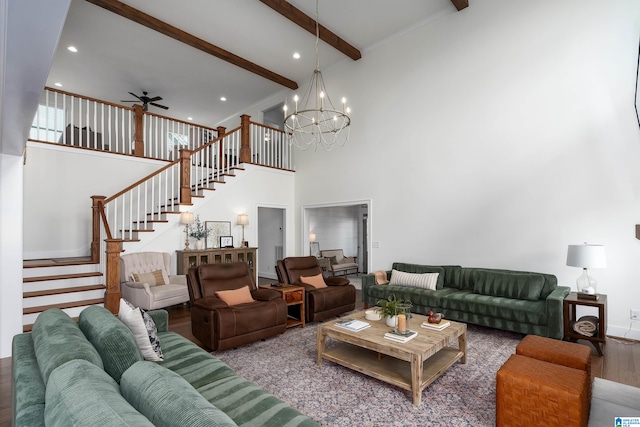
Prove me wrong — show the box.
[188,215,210,249]
[377,294,411,328]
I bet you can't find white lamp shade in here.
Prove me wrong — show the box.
[179,212,195,225]
[566,244,606,268]
[237,214,249,226]
[309,233,317,242]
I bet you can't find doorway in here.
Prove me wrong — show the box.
[257,206,285,280]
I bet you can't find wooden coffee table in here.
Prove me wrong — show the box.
[316,310,467,406]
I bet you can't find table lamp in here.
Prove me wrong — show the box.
[237,214,249,247]
[566,243,606,298]
[179,212,195,250]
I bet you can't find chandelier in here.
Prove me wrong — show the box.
[283,0,351,151]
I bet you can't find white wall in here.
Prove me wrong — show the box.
[23,143,167,257]
[307,205,360,258]
[293,1,640,338]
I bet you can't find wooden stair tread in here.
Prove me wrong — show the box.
[23,284,105,298]
[24,272,102,283]
[23,298,105,315]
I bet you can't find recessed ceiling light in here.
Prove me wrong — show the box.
[67,46,78,53]
[220,97,227,102]
[293,52,301,59]
[54,82,62,87]
[187,117,193,121]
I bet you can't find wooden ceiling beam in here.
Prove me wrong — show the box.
[85,0,298,89]
[450,0,469,11]
[259,0,361,61]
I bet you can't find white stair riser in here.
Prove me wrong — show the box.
[23,264,101,278]
[23,289,106,308]
[23,304,104,326]
[23,276,103,293]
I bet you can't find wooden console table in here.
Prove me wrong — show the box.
[176,247,257,280]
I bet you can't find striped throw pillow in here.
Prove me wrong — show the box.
[389,269,439,290]
[131,270,167,286]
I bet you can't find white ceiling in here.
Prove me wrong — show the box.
[46,0,458,127]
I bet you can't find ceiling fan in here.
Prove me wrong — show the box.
[120,91,168,111]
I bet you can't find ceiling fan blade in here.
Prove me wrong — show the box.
[148,96,162,102]
[128,92,142,100]
[120,100,139,103]
[150,102,169,110]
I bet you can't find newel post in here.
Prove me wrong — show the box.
[133,104,144,157]
[179,148,192,205]
[240,114,251,163]
[217,126,226,168]
[104,239,123,314]
[91,195,106,263]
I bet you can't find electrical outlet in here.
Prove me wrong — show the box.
[631,309,640,320]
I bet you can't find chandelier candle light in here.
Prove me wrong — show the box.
[566,243,607,299]
[283,0,351,151]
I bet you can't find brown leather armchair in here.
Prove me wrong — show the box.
[276,256,356,323]
[187,262,287,351]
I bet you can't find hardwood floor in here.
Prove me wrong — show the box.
[1,294,638,426]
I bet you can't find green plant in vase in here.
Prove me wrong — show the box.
[376,294,411,327]
[188,215,210,249]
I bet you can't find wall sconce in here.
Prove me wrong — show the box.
[179,212,195,250]
[237,214,249,247]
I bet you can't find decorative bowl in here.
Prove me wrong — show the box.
[365,309,382,321]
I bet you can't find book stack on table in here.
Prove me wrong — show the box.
[384,330,417,343]
[420,320,450,331]
[335,318,371,332]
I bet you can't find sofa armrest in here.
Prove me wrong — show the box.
[545,285,571,339]
[361,274,376,304]
[168,274,187,286]
[343,256,357,263]
[122,281,152,293]
[146,309,169,333]
[193,296,228,310]
[325,277,350,286]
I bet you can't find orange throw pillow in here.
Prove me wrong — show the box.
[215,286,255,306]
[300,274,327,289]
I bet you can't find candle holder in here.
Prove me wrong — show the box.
[395,303,413,336]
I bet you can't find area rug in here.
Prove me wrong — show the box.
[215,322,524,427]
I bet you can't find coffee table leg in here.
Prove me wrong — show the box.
[411,353,422,406]
[317,327,326,365]
[459,330,467,364]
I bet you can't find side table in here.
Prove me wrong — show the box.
[563,292,607,356]
[260,284,305,329]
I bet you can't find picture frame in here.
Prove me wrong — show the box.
[310,242,320,257]
[205,221,231,249]
[220,236,234,248]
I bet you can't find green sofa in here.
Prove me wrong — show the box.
[362,262,570,339]
[12,306,320,427]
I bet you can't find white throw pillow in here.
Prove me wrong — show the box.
[389,270,439,290]
[118,299,163,362]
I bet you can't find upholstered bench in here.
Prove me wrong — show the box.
[496,353,590,427]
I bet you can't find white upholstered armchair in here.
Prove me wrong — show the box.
[120,252,189,310]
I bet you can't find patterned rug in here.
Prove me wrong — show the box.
[215,321,524,427]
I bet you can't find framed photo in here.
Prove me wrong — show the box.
[310,242,320,257]
[220,236,234,248]
[205,221,231,249]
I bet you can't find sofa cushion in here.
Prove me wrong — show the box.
[45,359,154,427]
[441,291,547,325]
[472,270,545,301]
[366,283,456,311]
[121,361,238,427]
[79,305,143,383]
[32,308,103,385]
[155,332,237,388]
[389,269,439,290]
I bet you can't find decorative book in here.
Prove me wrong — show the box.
[335,319,371,332]
[384,330,417,343]
[421,321,450,331]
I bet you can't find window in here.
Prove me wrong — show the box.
[30,104,65,142]
[167,131,189,152]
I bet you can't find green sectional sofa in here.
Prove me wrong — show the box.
[362,262,570,339]
[12,306,319,427]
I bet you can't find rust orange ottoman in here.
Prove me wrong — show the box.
[496,354,590,427]
[516,334,591,375]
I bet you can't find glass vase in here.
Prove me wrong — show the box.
[394,303,412,336]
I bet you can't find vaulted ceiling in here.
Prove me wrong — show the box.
[46,0,467,127]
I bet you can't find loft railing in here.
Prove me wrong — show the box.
[29,87,294,169]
